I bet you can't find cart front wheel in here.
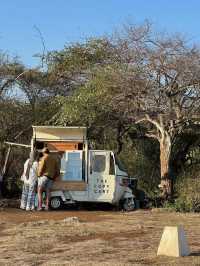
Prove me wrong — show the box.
[123,198,135,211]
[50,197,63,210]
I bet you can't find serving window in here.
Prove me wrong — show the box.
[60,151,83,181]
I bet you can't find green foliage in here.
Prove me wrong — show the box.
[46,38,118,96]
[171,132,200,176]
[0,100,29,141]
[3,176,22,198]
[47,38,116,73]
[172,169,200,212]
[51,66,122,125]
[121,139,160,196]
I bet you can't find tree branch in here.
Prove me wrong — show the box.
[135,114,164,137]
[0,70,30,95]
[145,133,160,141]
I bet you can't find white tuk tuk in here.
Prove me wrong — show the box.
[32,126,135,211]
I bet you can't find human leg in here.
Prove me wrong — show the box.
[45,188,50,210]
[45,179,53,210]
[20,183,29,209]
[26,184,36,210]
[37,186,43,210]
[37,176,48,210]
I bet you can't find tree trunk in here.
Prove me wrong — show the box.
[159,133,173,199]
[116,123,123,154]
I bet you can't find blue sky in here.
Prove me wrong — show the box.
[0,0,199,67]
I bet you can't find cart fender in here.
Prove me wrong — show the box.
[50,191,66,202]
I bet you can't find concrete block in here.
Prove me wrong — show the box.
[157,225,190,257]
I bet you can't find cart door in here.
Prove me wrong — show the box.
[88,151,115,201]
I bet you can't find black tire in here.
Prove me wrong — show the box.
[50,197,63,210]
[123,198,136,211]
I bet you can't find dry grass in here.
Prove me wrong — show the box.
[0,209,200,265]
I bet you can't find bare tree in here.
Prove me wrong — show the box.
[110,23,200,198]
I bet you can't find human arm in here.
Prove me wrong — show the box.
[32,161,39,178]
[37,157,46,177]
[21,159,29,181]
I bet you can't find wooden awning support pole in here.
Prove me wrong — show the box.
[2,145,12,177]
[4,141,31,148]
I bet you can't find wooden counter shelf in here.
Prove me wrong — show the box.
[52,180,87,191]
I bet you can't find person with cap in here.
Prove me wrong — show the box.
[20,151,39,211]
[37,147,60,211]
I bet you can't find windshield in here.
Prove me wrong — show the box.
[93,154,106,173]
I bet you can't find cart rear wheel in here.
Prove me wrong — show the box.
[50,197,63,210]
[123,198,136,211]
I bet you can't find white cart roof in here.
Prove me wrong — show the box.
[32,126,87,142]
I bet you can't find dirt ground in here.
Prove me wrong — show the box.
[0,208,200,266]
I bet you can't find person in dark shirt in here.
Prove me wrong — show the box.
[37,147,60,211]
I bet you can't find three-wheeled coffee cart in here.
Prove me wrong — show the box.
[32,126,136,211]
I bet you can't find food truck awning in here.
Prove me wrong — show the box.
[32,126,87,142]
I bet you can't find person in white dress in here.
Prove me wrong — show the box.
[20,151,39,211]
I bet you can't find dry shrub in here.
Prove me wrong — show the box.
[175,177,200,212]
